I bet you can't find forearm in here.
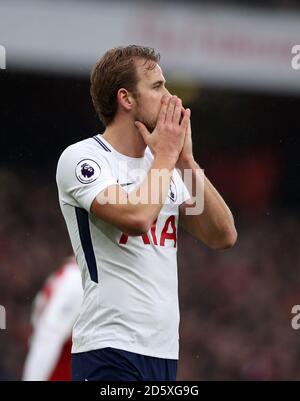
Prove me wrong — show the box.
[202,174,236,236]
[96,154,176,235]
[178,158,237,248]
[126,155,175,226]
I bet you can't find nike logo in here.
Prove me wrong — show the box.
[117,180,135,187]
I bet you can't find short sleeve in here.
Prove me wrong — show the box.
[56,145,118,212]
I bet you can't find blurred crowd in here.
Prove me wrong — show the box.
[0,168,299,380]
[0,169,72,379]
[178,213,300,380]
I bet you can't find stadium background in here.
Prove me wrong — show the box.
[0,0,299,380]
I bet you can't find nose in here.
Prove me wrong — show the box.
[161,89,172,103]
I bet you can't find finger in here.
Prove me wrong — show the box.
[173,98,182,124]
[157,95,170,125]
[179,106,185,124]
[135,121,150,143]
[180,106,190,117]
[180,108,191,131]
[165,95,177,123]
[183,107,191,128]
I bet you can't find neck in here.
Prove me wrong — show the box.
[102,117,146,158]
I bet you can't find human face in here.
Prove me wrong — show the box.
[133,59,171,132]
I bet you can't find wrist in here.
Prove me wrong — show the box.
[154,153,178,169]
[176,156,197,170]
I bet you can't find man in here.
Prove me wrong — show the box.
[56,45,237,381]
[22,257,82,380]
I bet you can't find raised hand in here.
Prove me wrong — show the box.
[135,95,191,164]
[176,108,194,168]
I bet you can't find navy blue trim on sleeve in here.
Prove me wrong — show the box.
[75,207,98,283]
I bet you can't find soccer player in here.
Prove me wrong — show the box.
[56,45,237,381]
[22,257,83,381]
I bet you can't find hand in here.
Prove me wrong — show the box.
[135,95,191,164]
[176,108,194,168]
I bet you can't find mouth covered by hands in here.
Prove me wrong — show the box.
[135,95,191,164]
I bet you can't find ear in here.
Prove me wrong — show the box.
[117,88,134,111]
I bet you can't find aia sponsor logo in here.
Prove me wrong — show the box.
[119,216,177,248]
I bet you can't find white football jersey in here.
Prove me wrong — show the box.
[56,134,190,359]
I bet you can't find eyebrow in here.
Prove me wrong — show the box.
[152,80,166,87]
